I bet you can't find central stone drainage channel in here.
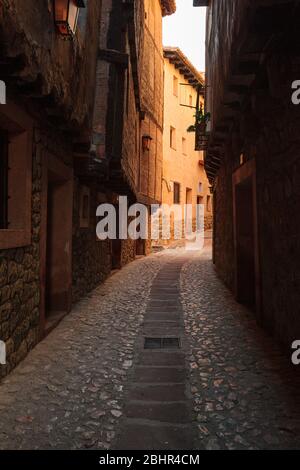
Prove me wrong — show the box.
[115,256,197,450]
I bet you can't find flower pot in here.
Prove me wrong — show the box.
[196,122,207,134]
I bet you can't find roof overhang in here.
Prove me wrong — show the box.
[163,47,205,89]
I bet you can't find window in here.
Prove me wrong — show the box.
[198,182,203,193]
[173,182,180,204]
[189,95,193,107]
[186,188,192,204]
[173,76,178,97]
[0,132,8,229]
[0,103,32,249]
[170,126,176,150]
[182,137,187,155]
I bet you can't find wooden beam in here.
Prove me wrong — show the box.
[98,49,129,67]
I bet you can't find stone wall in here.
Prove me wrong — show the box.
[213,144,235,291]
[205,0,300,346]
[205,0,250,129]
[0,128,42,378]
[121,239,137,267]
[212,51,300,345]
[72,183,111,304]
[121,51,141,195]
[0,118,113,377]
[254,52,300,345]
[204,215,213,231]
[0,0,102,131]
[139,0,164,204]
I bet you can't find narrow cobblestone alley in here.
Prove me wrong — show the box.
[0,242,300,450]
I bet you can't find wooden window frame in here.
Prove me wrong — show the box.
[173,182,180,205]
[0,102,32,249]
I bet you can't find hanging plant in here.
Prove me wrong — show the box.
[187,106,211,133]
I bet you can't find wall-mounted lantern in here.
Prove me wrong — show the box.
[142,135,153,152]
[53,0,85,38]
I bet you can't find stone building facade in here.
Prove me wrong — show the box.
[90,0,175,265]
[0,0,105,376]
[195,0,300,346]
[161,47,212,246]
[0,0,176,377]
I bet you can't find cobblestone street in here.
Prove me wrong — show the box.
[0,243,300,450]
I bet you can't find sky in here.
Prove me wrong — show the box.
[163,0,207,72]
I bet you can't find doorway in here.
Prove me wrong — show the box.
[111,204,122,269]
[233,160,260,313]
[136,239,146,256]
[186,188,192,205]
[40,154,73,336]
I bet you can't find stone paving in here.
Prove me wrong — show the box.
[115,254,197,450]
[181,245,300,450]
[0,254,165,450]
[0,243,300,450]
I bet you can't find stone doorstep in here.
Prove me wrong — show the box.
[151,287,179,292]
[150,287,180,293]
[145,306,182,312]
[153,273,181,277]
[149,289,180,293]
[145,311,182,317]
[151,282,180,287]
[132,367,186,384]
[124,401,191,424]
[142,329,183,339]
[151,282,179,287]
[147,303,182,310]
[149,295,180,301]
[143,323,182,330]
[115,421,196,451]
[137,351,186,367]
[143,317,182,323]
[127,383,187,402]
[152,279,180,283]
[143,318,182,325]
[144,312,182,321]
[142,321,183,329]
[152,275,180,280]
